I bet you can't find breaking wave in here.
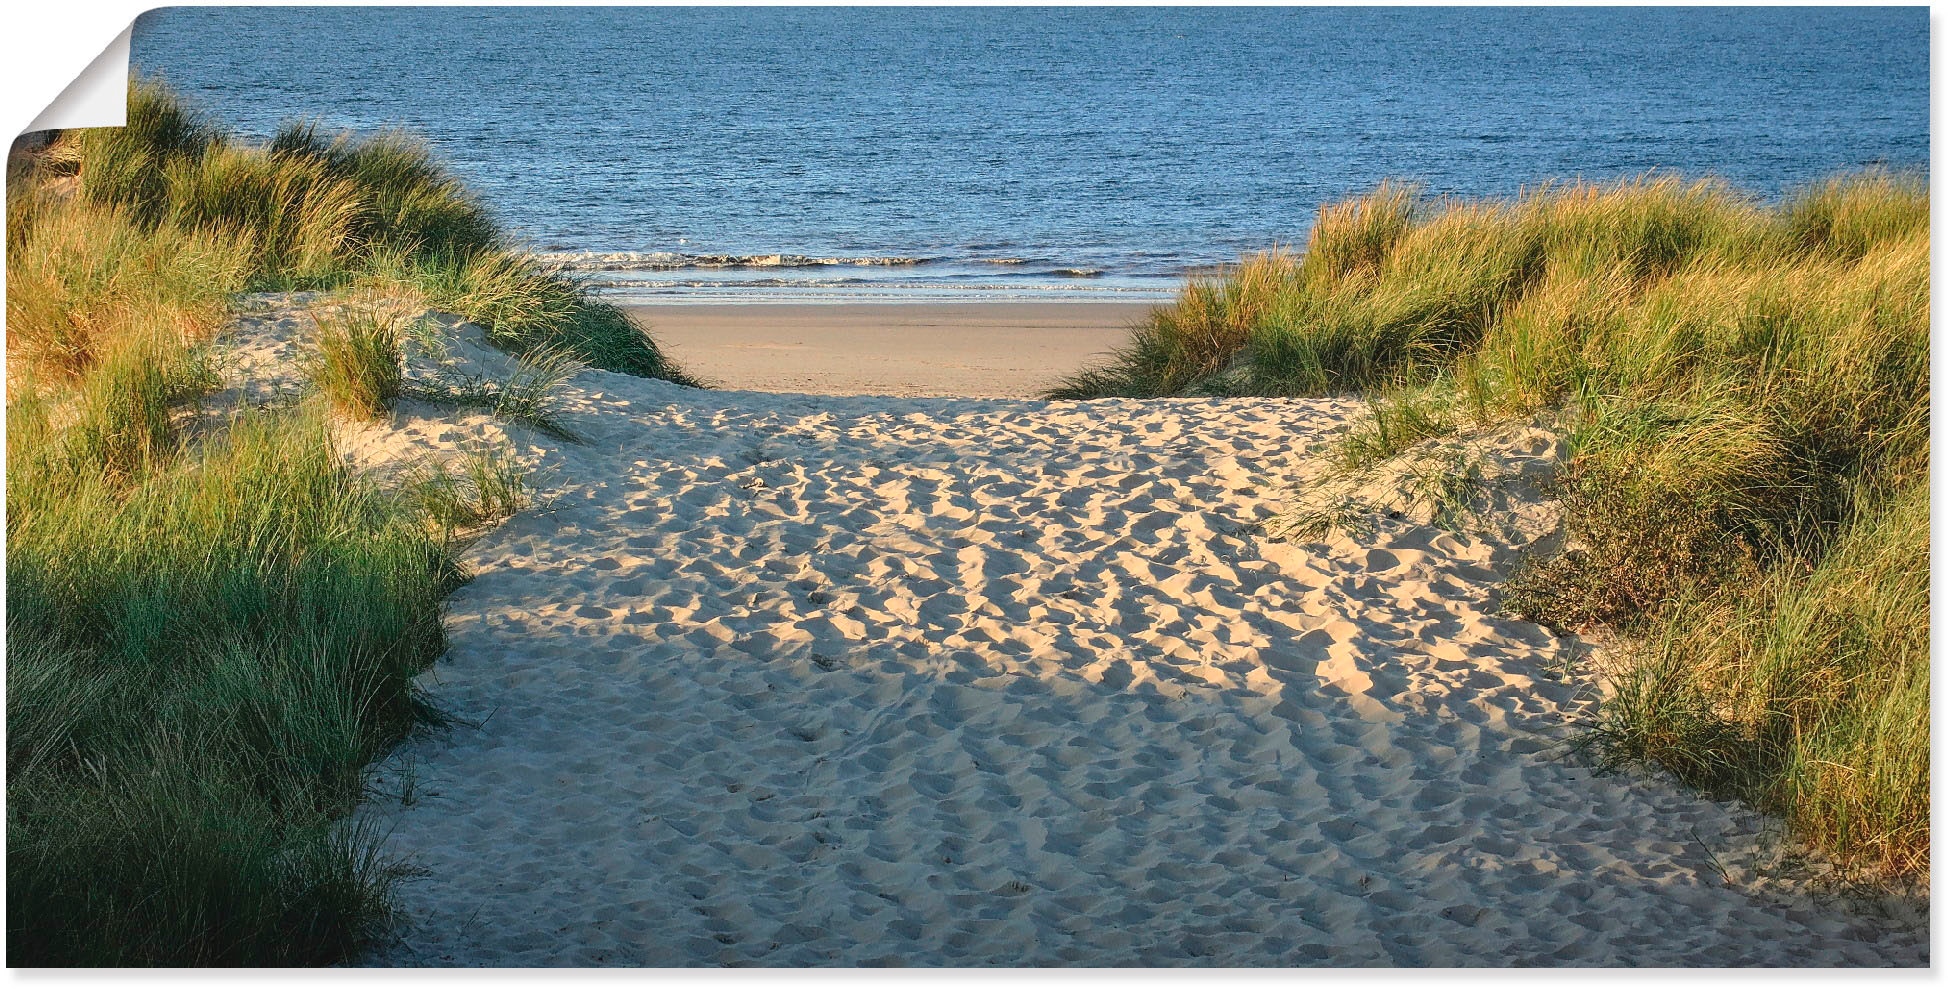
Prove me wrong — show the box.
[539,251,941,271]
[535,249,1179,300]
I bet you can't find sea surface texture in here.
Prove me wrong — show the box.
[131,7,1927,301]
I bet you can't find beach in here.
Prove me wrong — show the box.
[311,301,1925,967]
[625,302,1153,399]
[13,14,1927,964]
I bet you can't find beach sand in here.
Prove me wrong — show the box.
[214,297,1924,967]
[624,302,1153,398]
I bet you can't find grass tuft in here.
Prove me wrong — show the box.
[407,443,531,541]
[356,247,701,383]
[311,307,406,419]
[37,79,698,385]
[1588,483,1928,876]
[1334,379,1461,470]
[5,197,247,380]
[492,343,589,440]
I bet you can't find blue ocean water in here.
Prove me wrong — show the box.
[131,6,1927,302]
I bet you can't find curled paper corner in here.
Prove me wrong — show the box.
[23,23,133,136]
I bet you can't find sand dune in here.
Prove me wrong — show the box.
[224,299,1929,967]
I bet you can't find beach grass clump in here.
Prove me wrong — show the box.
[407,443,530,539]
[157,141,365,283]
[1331,377,1461,470]
[311,306,407,419]
[4,194,248,380]
[1299,180,1418,282]
[1055,176,1794,402]
[60,334,219,480]
[7,407,450,965]
[357,246,702,384]
[1072,171,1929,876]
[41,79,221,227]
[1781,171,1930,261]
[1046,250,1297,398]
[1252,206,1540,395]
[49,83,480,287]
[1499,225,1928,626]
[401,336,590,440]
[269,121,501,259]
[459,444,529,521]
[490,343,590,440]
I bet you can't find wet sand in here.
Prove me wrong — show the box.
[625,302,1154,399]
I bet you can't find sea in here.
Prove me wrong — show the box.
[130,6,1928,303]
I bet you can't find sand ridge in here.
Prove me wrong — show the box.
[216,299,1925,966]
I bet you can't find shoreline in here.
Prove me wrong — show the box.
[624,301,1155,399]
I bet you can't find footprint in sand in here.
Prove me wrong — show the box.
[339,362,1924,967]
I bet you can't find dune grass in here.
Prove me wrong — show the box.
[5,79,693,964]
[311,306,406,419]
[5,184,445,964]
[5,194,248,381]
[268,120,501,260]
[1060,173,1930,878]
[353,245,701,385]
[1592,481,1929,876]
[7,409,453,965]
[407,442,532,541]
[35,79,697,383]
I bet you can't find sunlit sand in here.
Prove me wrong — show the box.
[203,298,1927,966]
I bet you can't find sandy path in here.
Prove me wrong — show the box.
[340,362,1924,965]
[627,302,1150,398]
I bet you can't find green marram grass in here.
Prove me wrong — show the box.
[5,79,696,964]
[310,306,407,419]
[406,442,533,542]
[1060,173,1929,878]
[7,407,453,965]
[354,245,702,384]
[1590,481,1929,877]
